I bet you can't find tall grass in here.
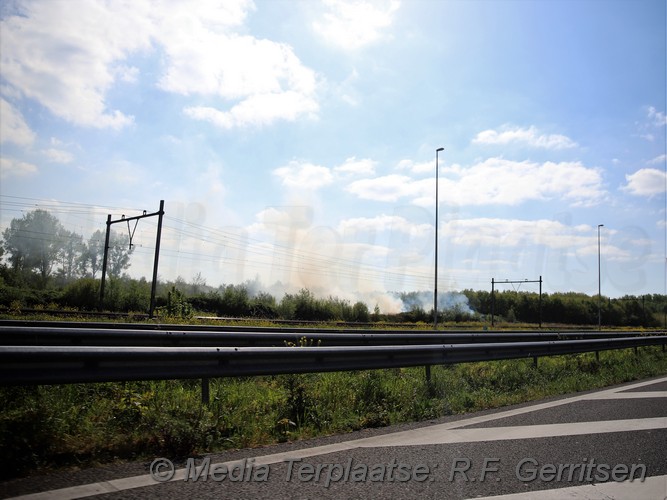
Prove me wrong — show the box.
[1,346,665,480]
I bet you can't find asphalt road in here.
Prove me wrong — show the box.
[2,375,666,500]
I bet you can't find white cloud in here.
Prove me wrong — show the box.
[42,148,74,164]
[444,218,629,260]
[273,160,334,190]
[472,126,577,150]
[347,174,419,202]
[347,158,605,206]
[0,0,150,128]
[159,33,313,97]
[313,0,400,50]
[648,106,667,126]
[648,154,667,165]
[268,157,375,194]
[0,0,319,130]
[0,98,36,146]
[337,214,431,236]
[445,218,587,248]
[115,65,140,84]
[623,168,667,196]
[0,157,38,179]
[333,157,377,176]
[184,89,318,129]
[335,69,361,106]
[155,3,320,129]
[395,159,432,175]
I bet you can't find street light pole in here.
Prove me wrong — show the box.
[598,224,604,330]
[434,147,444,329]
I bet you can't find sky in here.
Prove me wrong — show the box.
[0,0,666,312]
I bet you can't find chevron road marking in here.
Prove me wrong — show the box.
[474,473,667,500]
[9,375,667,500]
[353,417,666,447]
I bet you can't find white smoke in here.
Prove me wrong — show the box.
[396,290,474,315]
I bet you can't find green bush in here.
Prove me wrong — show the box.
[61,278,100,310]
[279,289,338,321]
[250,292,278,318]
[161,286,193,319]
[121,278,151,312]
[0,387,63,479]
[188,291,223,314]
[350,301,370,322]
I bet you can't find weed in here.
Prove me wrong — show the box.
[0,347,665,479]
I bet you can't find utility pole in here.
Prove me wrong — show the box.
[150,200,165,317]
[598,224,604,331]
[491,278,495,327]
[99,200,165,317]
[434,147,444,329]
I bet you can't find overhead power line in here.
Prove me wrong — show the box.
[1,196,485,290]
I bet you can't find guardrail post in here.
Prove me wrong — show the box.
[533,356,538,368]
[424,365,435,396]
[201,378,210,405]
[595,351,600,362]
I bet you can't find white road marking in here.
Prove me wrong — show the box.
[354,417,667,447]
[8,376,667,500]
[584,391,667,399]
[473,473,667,500]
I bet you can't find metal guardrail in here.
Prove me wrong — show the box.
[0,323,663,347]
[1,336,665,386]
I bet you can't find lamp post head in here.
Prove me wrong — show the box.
[436,147,444,153]
[598,224,604,228]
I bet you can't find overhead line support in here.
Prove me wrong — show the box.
[99,200,164,318]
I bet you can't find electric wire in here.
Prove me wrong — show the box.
[0,195,489,290]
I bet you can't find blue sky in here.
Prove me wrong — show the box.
[1,0,666,312]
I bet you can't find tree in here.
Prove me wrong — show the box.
[1,209,65,287]
[0,243,6,276]
[80,229,133,279]
[191,272,206,295]
[81,230,105,278]
[55,229,85,284]
[351,301,370,322]
[221,284,251,316]
[371,304,381,321]
[107,231,133,278]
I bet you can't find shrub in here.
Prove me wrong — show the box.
[351,301,370,322]
[218,285,251,317]
[121,278,151,312]
[250,292,278,318]
[160,286,193,319]
[61,278,100,310]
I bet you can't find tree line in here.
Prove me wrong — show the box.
[1,210,665,326]
[462,289,665,328]
[1,209,133,288]
[0,209,133,303]
[391,290,665,327]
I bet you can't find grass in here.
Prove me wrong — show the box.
[1,345,666,481]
